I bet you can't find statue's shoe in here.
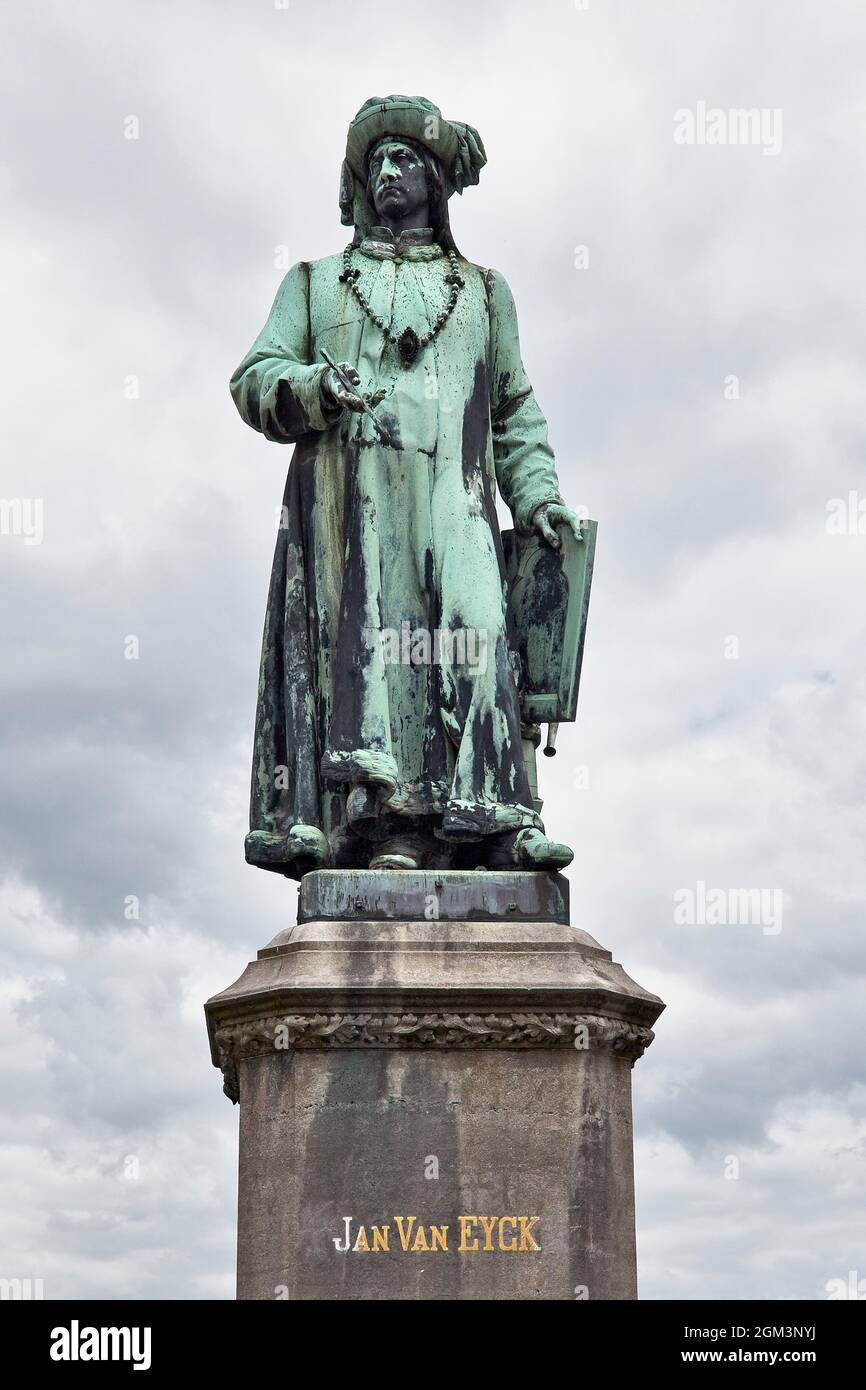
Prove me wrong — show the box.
[368,835,430,871]
[486,827,574,871]
[368,851,419,870]
[244,826,329,877]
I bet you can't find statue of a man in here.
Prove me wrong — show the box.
[231,95,581,878]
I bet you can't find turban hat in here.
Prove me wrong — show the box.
[339,94,487,230]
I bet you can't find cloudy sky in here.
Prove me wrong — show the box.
[1,0,864,1300]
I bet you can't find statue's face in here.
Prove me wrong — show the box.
[368,139,428,222]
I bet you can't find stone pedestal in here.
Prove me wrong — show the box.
[205,870,663,1301]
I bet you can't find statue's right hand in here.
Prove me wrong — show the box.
[321,363,366,412]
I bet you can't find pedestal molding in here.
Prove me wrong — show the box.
[213,1009,656,1103]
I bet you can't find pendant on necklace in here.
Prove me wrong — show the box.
[397,326,420,367]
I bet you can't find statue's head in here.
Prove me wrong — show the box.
[340,96,487,250]
[368,138,428,223]
[366,136,446,230]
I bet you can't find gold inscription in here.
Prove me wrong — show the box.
[332,1215,541,1254]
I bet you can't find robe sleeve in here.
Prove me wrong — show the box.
[485,269,563,531]
[229,261,341,441]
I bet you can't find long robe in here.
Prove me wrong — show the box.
[230,228,564,872]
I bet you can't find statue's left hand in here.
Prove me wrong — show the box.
[531,501,583,550]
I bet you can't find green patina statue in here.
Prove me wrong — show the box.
[231,95,589,878]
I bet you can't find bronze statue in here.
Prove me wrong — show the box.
[230,95,589,878]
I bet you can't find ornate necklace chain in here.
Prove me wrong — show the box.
[339,243,465,367]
